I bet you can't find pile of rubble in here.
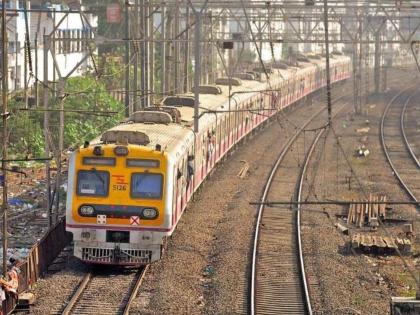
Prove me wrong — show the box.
[0,167,67,262]
[351,233,412,255]
[346,195,388,230]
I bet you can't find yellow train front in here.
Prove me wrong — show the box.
[65,126,173,265]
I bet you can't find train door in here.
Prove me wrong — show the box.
[225,117,229,150]
[172,164,178,226]
[174,155,184,223]
[230,111,235,147]
[251,100,256,128]
[220,117,225,155]
[217,121,222,159]
[228,112,232,147]
[209,126,216,167]
[280,85,284,108]
[201,133,207,177]
[259,96,265,123]
[240,102,245,137]
[302,77,305,96]
[179,154,187,212]
[186,149,194,200]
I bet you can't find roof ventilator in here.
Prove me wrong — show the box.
[296,54,310,62]
[162,95,195,107]
[101,130,151,145]
[215,77,242,86]
[143,106,182,123]
[192,85,222,95]
[252,66,273,74]
[235,73,255,80]
[272,62,289,69]
[129,111,173,124]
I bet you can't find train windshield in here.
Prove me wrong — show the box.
[131,173,163,199]
[77,170,109,196]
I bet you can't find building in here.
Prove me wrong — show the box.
[2,0,97,93]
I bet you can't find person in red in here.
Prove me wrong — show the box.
[0,258,20,315]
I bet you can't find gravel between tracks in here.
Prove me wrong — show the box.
[29,257,87,314]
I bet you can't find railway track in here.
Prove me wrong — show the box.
[250,93,349,314]
[380,86,420,205]
[401,91,420,168]
[60,266,148,315]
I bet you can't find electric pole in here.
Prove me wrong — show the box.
[323,0,332,125]
[43,34,52,228]
[133,0,139,112]
[183,6,190,92]
[161,4,166,96]
[2,0,9,275]
[193,9,201,133]
[125,0,131,116]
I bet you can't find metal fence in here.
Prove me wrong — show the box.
[4,218,71,314]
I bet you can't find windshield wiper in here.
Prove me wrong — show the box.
[91,168,105,185]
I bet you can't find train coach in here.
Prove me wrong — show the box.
[66,54,351,265]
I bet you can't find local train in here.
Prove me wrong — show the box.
[66,54,351,265]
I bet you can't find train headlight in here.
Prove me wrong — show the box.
[81,230,95,241]
[114,146,129,156]
[142,208,158,219]
[80,205,95,216]
[81,231,91,239]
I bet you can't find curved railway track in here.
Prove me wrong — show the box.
[61,266,148,315]
[401,91,420,168]
[250,93,349,315]
[380,86,420,205]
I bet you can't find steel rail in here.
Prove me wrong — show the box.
[250,86,350,314]
[400,91,420,169]
[60,266,147,315]
[122,265,149,315]
[250,109,316,315]
[296,130,324,315]
[295,100,350,315]
[380,86,419,204]
[61,272,92,315]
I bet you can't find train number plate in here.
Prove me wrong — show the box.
[112,184,127,191]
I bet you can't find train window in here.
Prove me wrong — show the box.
[77,170,109,196]
[131,173,163,199]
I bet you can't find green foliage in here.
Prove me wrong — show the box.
[8,100,44,159]
[99,54,125,90]
[7,75,124,159]
[60,75,124,149]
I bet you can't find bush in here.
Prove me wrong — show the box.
[8,109,44,159]
[61,76,124,149]
[5,75,124,160]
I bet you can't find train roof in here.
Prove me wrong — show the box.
[89,55,350,159]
